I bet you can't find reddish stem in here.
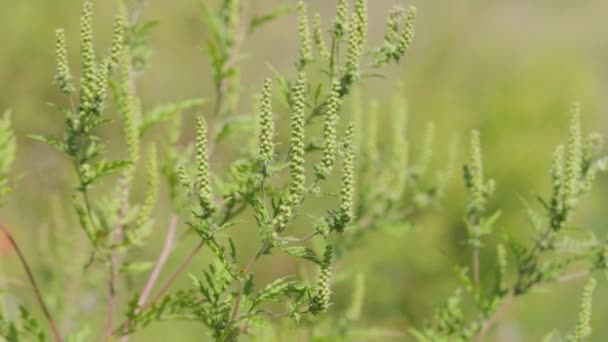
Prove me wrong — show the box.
[0,225,63,342]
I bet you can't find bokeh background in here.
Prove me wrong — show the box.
[1,0,608,340]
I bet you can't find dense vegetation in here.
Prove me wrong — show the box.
[0,0,606,341]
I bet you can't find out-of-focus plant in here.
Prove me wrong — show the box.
[1,0,605,341]
[411,104,608,342]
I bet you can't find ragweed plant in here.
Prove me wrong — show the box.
[411,106,608,342]
[1,1,606,342]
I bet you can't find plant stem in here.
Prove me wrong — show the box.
[119,215,179,342]
[0,224,63,342]
[475,269,592,341]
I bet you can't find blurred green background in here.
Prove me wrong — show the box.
[1,0,608,340]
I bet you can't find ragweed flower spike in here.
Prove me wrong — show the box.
[319,79,342,176]
[54,29,74,94]
[118,52,139,164]
[176,165,193,195]
[563,102,583,211]
[310,242,334,315]
[354,0,368,45]
[395,6,417,62]
[288,72,307,205]
[549,145,565,230]
[258,78,275,164]
[345,9,365,82]
[464,130,493,216]
[196,116,215,216]
[339,122,356,229]
[297,1,312,69]
[313,14,330,60]
[93,59,110,114]
[332,0,348,40]
[568,277,596,342]
[109,14,125,72]
[383,7,403,49]
[79,0,97,117]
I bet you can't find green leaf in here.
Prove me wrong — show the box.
[140,98,206,136]
[249,5,297,34]
[121,262,154,274]
[282,246,322,265]
[215,116,254,144]
[30,135,66,154]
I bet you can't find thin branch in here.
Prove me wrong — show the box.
[137,215,180,308]
[119,215,179,342]
[0,224,63,342]
[475,269,592,341]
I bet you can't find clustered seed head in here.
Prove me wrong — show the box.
[79,0,98,118]
[383,7,403,49]
[310,243,333,315]
[345,1,366,80]
[569,277,596,342]
[258,78,275,164]
[289,72,307,205]
[177,165,193,195]
[332,0,348,40]
[395,6,417,60]
[93,59,109,114]
[54,28,74,94]
[297,1,312,69]
[319,79,342,175]
[354,0,367,45]
[109,15,125,71]
[339,122,356,228]
[313,13,330,60]
[564,103,583,210]
[196,116,215,216]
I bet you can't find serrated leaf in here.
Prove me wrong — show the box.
[249,5,296,33]
[282,246,322,265]
[140,98,206,136]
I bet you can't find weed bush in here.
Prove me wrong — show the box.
[0,1,606,341]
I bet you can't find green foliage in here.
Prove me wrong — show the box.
[2,1,606,342]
